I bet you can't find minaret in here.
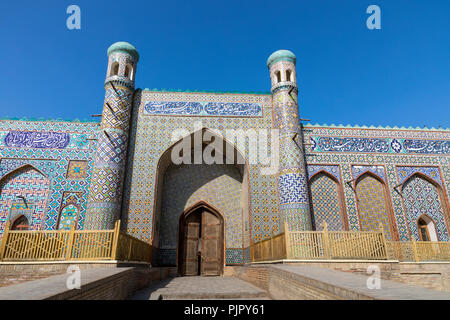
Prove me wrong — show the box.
[267,50,312,231]
[84,42,139,229]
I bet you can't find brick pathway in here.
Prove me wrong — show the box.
[130,276,269,300]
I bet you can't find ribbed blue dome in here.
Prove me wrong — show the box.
[267,50,296,68]
[107,42,139,62]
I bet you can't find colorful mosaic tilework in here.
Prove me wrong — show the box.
[85,81,135,230]
[4,131,70,149]
[0,119,98,235]
[66,160,88,179]
[355,174,393,238]
[307,165,341,182]
[396,166,443,187]
[311,136,450,155]
[144,101,262,117]
[0,165,50,230]
[57,191,82,230]
[270,59,311,231]
[352,165,386,182]
[226,249,244,264]
[123,90,277,246]
[303,125,450,241]
[159,163,243,252]
[278,171,308,204]
[402,175,449,241]
[310,173,344,231]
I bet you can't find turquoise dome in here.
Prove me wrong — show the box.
[267,50,296,68]
[107,42,139,62]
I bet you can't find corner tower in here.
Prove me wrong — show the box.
[267,50,312,231]
[84,42,139,229]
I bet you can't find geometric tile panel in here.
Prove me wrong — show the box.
[278,172,308,204]
[307,164,341,182]
[226,249,244,264]
[159,163,243,250]
[58,191,82,230]
[66,160,88,179]
[352,165,386,182]
[58,204,79,230]
[402,175,449,241]
[0,165,50,231]
[397,166,443,187]
[310,173,344,231]
[355,174,393,239]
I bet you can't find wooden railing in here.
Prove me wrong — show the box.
[285,222,387,260]
[250,222,450,262]
[250,232,287,262]
[0,220,151,263]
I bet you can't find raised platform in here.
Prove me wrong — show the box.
[228,263,450,300]
[0,265,175,300]
[0,260,151,288]
[241,259,450,292]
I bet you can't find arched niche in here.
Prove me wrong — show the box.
[308,170,347,231]
[354,171,396,239]
[401,173,449,241]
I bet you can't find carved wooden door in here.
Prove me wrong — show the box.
[200,210,223,276]
[182,213,201,276]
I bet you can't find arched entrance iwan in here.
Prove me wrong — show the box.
[151,128,250,273]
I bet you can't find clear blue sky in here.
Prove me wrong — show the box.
[1,0,449,128]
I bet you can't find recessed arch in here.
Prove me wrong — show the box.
[110,61,119,76]
[275,70,281,83]
[308,170,347,231]
[354,171,397,239]
[124,64,133,79]
[286,69,292,82]
[417,214,438,241]
[0,165,50,232]
[11,215,29,230]
[401,172,449,241]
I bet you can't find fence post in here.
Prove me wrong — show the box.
[411,237,419,262]
[111,220,121,260]
[270,230,274,260]
[128,237,132,261]
[323,222,331,259]
[66,223,76,260]
[379,223,388,259]
[0,221,11,260]
[284,221,291,259]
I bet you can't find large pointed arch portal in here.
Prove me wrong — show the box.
[152,128,250,271]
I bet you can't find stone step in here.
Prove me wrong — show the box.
[131,276,271,300]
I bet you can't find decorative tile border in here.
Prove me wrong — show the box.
[144,101,262,117]
[311,136,450,155]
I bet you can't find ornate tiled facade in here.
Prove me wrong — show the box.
[0,43,449,267]
[0,120,98,234]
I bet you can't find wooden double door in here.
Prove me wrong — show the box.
[178,205,224,276]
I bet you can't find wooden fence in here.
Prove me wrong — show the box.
[0,220,151,263]
[250,222,450,263]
